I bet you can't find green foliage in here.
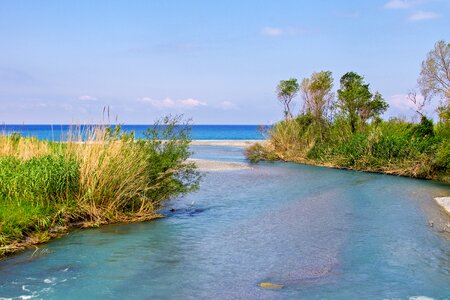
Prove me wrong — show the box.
[301,71,334,120]
[0,155,79,245]
[247,115,448,181]
[0,116,200,254]
[277,78,300,119]
[435,139,450,170]
[245,143,279,163]
[253,40,449,182]
[140,116,201,208]
[412,116,434,138]
[336,72,388,132]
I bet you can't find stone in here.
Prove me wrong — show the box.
[259,282,284,289]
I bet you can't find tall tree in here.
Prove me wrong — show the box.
[418,40,450,123]
[300,71,334,121]
[277,78,300,119]
[300,71,334,140]
[337,72,388,132]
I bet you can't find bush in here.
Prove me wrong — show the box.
[245,143,279,162]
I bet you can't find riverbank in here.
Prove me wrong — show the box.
[0,120,201,258]
[248,143,450,183]
[246,118,450,184]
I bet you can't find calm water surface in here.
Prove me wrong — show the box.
[0,146,449,299]
[0,125,265,141]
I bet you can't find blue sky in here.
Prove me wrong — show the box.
[0,0,449,124]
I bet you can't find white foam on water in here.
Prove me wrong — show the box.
[43,277,56,284]
[409,296,435,300]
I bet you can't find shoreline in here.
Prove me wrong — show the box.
[246,140,450,184]
[435,197,450,216]
[0,214,163,259]
[0,156,252,259]
[190,140,262,148]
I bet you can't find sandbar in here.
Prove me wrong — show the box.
[187,158,252,171]
[190,140,262,148]
[435,197,450,215]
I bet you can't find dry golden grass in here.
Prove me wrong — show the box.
[66,126,154,222]
[0,135,51,160]
[1,119,200,257]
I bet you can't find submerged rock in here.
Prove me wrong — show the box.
[258,282,283,289]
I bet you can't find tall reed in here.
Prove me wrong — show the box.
[0,118,200,256]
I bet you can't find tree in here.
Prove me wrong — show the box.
[337,72,388,132]
[407,91,430,118]
[300,71,334,121]
[277,78,300,119]
[418,40,450,123]
[300,71,334,140]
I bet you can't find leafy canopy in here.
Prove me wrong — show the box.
[337,72,388,132]
[277,78,300,119]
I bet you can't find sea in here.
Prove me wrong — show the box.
[0,125,266,141]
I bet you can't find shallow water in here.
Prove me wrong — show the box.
[1,146,449,299]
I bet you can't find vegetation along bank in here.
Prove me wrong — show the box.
[246,40,450,183]
[0,116,201,257]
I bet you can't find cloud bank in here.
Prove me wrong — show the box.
[78,95,97,101]
[408,11,440,21]
[137,97,206,109]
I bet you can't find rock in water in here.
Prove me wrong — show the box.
[259,282,283,289]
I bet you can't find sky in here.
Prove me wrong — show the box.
[0,0,449,124]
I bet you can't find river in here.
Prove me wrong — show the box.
[1,145,449,299]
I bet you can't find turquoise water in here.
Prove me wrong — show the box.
[1,146,450,299]
[0,125,266,141]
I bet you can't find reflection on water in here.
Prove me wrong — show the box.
[1,146,449,299]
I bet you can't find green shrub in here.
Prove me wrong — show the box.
[245,143,279,162]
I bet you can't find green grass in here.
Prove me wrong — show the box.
[247,115,450,182]
[0,117,201,256]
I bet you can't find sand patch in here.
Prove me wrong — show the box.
[188,158,252,171]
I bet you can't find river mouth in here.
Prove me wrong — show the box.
[1,146,449,299]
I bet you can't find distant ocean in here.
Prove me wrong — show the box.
[0,125,267,141]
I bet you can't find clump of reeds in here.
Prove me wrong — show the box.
[66,125,153,222]
[0,117,200,256]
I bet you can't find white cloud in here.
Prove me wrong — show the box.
[408,10,440,21]
[389,94,418,111]
[260,26,304,37]
[137,97,206,109]
[78,95,97,101]
[384,0,412,9]
[261,27,284,37]
[179,98,207,107]
[218,101,238,110]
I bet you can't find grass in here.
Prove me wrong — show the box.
[0,117,200,257]
[247,115,450,182]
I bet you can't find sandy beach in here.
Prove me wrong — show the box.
[190,140,262,148]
